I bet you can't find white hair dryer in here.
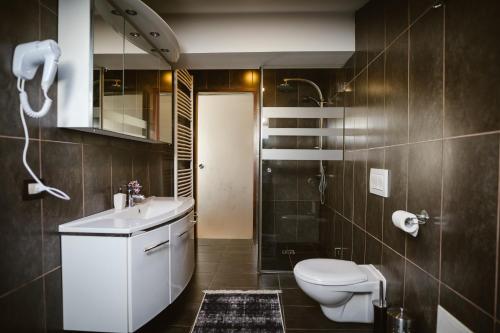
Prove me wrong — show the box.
[12,40,70,200]
[13,40,60,118]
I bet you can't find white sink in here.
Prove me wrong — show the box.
[114,198,183,220]
[59,196,194,234]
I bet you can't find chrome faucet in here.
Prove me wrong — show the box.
[127,185,145,207]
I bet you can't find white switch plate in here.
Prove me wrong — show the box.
[369,168,389,197]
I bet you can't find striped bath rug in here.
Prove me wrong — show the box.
[191,290,284,333]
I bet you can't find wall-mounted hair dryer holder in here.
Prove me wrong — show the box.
[12,40,70,200]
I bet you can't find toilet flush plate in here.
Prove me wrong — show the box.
[369,169,389,198]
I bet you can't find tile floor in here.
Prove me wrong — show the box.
[138,239,373,333]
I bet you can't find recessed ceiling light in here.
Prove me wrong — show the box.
[150,32,160,38]
[129,32,140,38]
[110,9,121,16]
[160,48,169,52]
[125,9,137,15]
[150,49,158,52]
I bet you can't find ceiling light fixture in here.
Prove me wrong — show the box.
[125,9,137,15]
[150,32,160,38]
[129,32,140,38]
[432,0,444,8]
[110,9,121,16]
[160,48,169,52]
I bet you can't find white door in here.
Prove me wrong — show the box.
[196,93,254,239]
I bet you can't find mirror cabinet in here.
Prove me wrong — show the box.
[58,0,178,143]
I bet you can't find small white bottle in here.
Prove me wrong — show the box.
[114,187,127,210]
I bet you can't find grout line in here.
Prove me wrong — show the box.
[0,266,61,300]
[363,151,368,264]
[37,2,48,331]
[81,144,85,216]
[110,150,113,200]
[403,26,410,303]
[40,1,57,16]
[494,134,500,324]
[381,146,386,247]
[41,274,47,333]
[441,280,497,321]
[438,2,446,305]
[344,129,500,154]
[348,2,440,88]
[402,253,407,308]
[0,134,81,145]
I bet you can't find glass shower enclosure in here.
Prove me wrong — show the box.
[258,68,345,272]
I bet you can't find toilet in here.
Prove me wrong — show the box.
[293,258,386,323]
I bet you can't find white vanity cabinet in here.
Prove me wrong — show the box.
[170,211,196,302]
[59,198,195,333]
[128,224,171,331]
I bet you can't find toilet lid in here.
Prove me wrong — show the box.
[293,259,367,286]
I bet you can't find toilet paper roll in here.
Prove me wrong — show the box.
[392,210,419,237]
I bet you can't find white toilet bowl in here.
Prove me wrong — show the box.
[293,258,386,323]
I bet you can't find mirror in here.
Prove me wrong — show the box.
[91,0,172,143]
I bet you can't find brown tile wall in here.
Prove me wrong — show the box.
[321,1,500,331]
[0,1,174,331]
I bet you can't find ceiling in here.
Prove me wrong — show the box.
[176,51,353,70]
[143,0,369,15]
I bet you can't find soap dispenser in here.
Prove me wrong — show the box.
[113,187,127,210]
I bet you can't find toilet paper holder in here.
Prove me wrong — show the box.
[404,210,430,226]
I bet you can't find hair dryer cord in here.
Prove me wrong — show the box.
[17,77,70,200]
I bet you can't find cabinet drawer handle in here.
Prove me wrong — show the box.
[144,240,169,253]
[177,224,195,238]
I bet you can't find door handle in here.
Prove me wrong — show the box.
[198,163,204,169]
[144,240,169,253]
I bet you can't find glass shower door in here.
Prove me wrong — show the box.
[259,69,345,272]
[259,107,344,272]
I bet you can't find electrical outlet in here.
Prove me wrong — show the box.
[23,179,45,200]
[334,247,342,258]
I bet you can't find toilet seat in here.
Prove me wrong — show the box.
[294,259,368,286]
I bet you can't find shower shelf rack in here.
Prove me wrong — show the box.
[174,69,194,198]
[261,106,344,161]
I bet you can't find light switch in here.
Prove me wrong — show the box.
[369,168,389,197]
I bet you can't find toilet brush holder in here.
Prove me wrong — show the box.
[387,307,413,333]
[373,280,387,333]
[373,299,388,333]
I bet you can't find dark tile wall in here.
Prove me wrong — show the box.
[0,1,174,331]
[322,1,500,331]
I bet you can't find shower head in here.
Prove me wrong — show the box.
[277,81,296,92]
[279,78,325,106]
